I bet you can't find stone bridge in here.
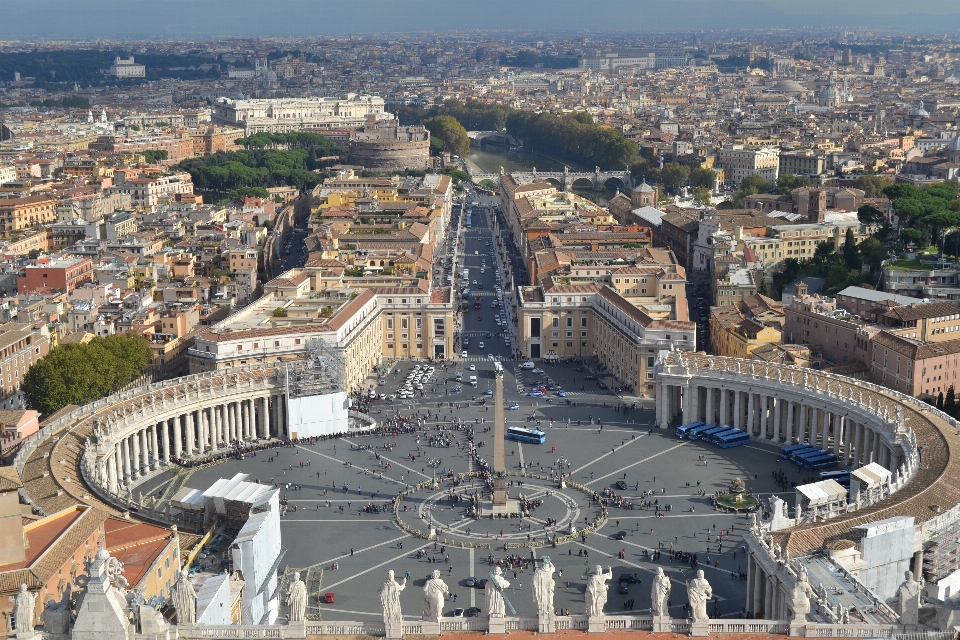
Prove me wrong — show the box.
[473,166,632,192]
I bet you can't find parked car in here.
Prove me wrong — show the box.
[508,403,520,410]
[616,480,628,490]
[615,531,627,540]
[466,577,476,587]
[619,574,640,584]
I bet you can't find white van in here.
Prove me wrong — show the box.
[469,375,478,386]
[519,361,536,369]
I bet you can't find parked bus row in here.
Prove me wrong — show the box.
[779,443,839,470]
[675,422,750,448]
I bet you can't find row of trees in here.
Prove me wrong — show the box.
[23,335,153,416]
[886,182,960,252]
[177,145,336,193]
[768,230,888,299]
[397,100,640,169]
[234,132,343,155]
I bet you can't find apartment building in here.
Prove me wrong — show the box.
[212,95,387,134]
[882,263,960,300]
[109,172,194,208]
[778,150,827,177]
[0,195,57,233]
[18,257,95,294]
[517,283,694,395]
[0,322,51,407]
[718,145,780,186]
[709,302,783,359]
[869,330,960,399]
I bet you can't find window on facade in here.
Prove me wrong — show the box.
[552,318,559,328]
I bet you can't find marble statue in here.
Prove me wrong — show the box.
[586,565,613,617]
[651,567,671,617]
[487,566,510,618]
[286,571,307,623]
[532,556,556,618]
[13,584,36,635]
[379,570,406,626]
[170,569,197,624]
[423,570,449,621]
[894,570,922,626]
[773,543,782,561]
[789,568,815,622]
[686,570,713,623]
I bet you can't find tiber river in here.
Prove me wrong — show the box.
[463,145,616,205]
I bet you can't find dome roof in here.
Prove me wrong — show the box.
[633,181,655,193]
[820,84,840,98]
[911,107,930,117]
[770,79,806,93]
[948,134,960,151]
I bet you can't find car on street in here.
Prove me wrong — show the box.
[528,391,543,397]
[324,592,335,603]
[519,361,536,369]
[557,390,566,397]
[485,389,493,395]
[452,386,462,392]
[469,364,476,371]
[508,403,520,410]
[466,577,476,587]
[486,332,493,338]
[619,574,640,584]
[455,373,463,381]
[616,480,628,490]
[532,368,544,374]
[452,609,465,618]
[479,341,484,349]
[461,351,468,358]
[618,582,629,594]
[615,530,627,540]
[477,579,488,589]
[465,607,482,617]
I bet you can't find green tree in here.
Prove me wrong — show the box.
[22,334,152,416]
[853,174,892,198]
[441,167,471,183]
[142,149,168,163]
[660,163,691,193]
[741,174,773,194]
[229,186,270,201]
[776,173,811,195]
[937,392,945,409]
[945,385,957,417]
[857,204,886,226]
[422,115,470,158]
[429,137,444,154]
[692,186,712,206]
[858,238,887,272]
[689,167,716,189]
[843,228,861,269]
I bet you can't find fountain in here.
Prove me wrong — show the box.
[715,478,760,512]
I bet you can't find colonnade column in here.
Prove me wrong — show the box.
[733,390,742,429]
[798,404,808,443]
[114,447,123,490]
[262,396,271,439]
[785,402,795,444]
[150,424,159,470]
[131,431,142,479]
[704,387,714,425]
[244,400,253,440]
[772,398,781,442]
[171,417,182,459]
[750,556,763,616]
[185,411,195,456]
[758,396,767,438]
[718,389,728,426]
[746,393,755,434]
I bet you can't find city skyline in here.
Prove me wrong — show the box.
[3,0,960,38]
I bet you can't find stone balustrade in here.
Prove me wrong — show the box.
[172,617,900,638]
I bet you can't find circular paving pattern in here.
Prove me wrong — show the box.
[395,473,606,548]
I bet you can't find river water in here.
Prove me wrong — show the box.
[464,145,613,205]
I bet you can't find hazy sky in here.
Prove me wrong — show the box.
[3,0,960,38]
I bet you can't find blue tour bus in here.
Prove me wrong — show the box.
[801,452,839,470]
[686,424,717,440]
[818,470,851,485]
[695,425,730,441]
[506,426,546,444]
[714,430,751,448]
[780,443,814,459]
[706,427,739,443]
[676,421,705,439]
[789,447,825,465]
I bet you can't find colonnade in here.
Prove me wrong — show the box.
[661,383,902,471]
[104,394,286,494]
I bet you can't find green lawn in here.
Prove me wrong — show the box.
[887,258,930,270]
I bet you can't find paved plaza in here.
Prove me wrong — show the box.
[139,386,818,623]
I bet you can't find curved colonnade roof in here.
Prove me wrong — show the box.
[18,365,284,520]
[677,353,960,554]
